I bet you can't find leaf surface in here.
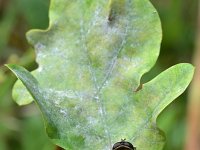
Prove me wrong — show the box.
[8,0,194,149]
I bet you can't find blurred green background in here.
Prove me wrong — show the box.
[0,0,198,149]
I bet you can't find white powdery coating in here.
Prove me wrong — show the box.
[44,88,79,104]
[35,42,47,58]
[23,0,162,149]
[59,109,68,117]
[37,66,43,73]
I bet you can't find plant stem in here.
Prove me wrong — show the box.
[185,1,200,150]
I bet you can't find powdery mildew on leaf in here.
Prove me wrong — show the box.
[9,0,194,150]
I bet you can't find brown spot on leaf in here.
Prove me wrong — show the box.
[134,84,143,92]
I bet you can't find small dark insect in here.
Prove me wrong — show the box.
[112,139,136,150]
[108,13,114,22]
[108,9,116,22]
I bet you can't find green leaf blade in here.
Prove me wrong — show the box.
[6,64,59,138]
[13,0,162,106]
[8,0,194,150]
[131,63,194,149]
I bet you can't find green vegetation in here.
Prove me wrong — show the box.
[0,0,198,150]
